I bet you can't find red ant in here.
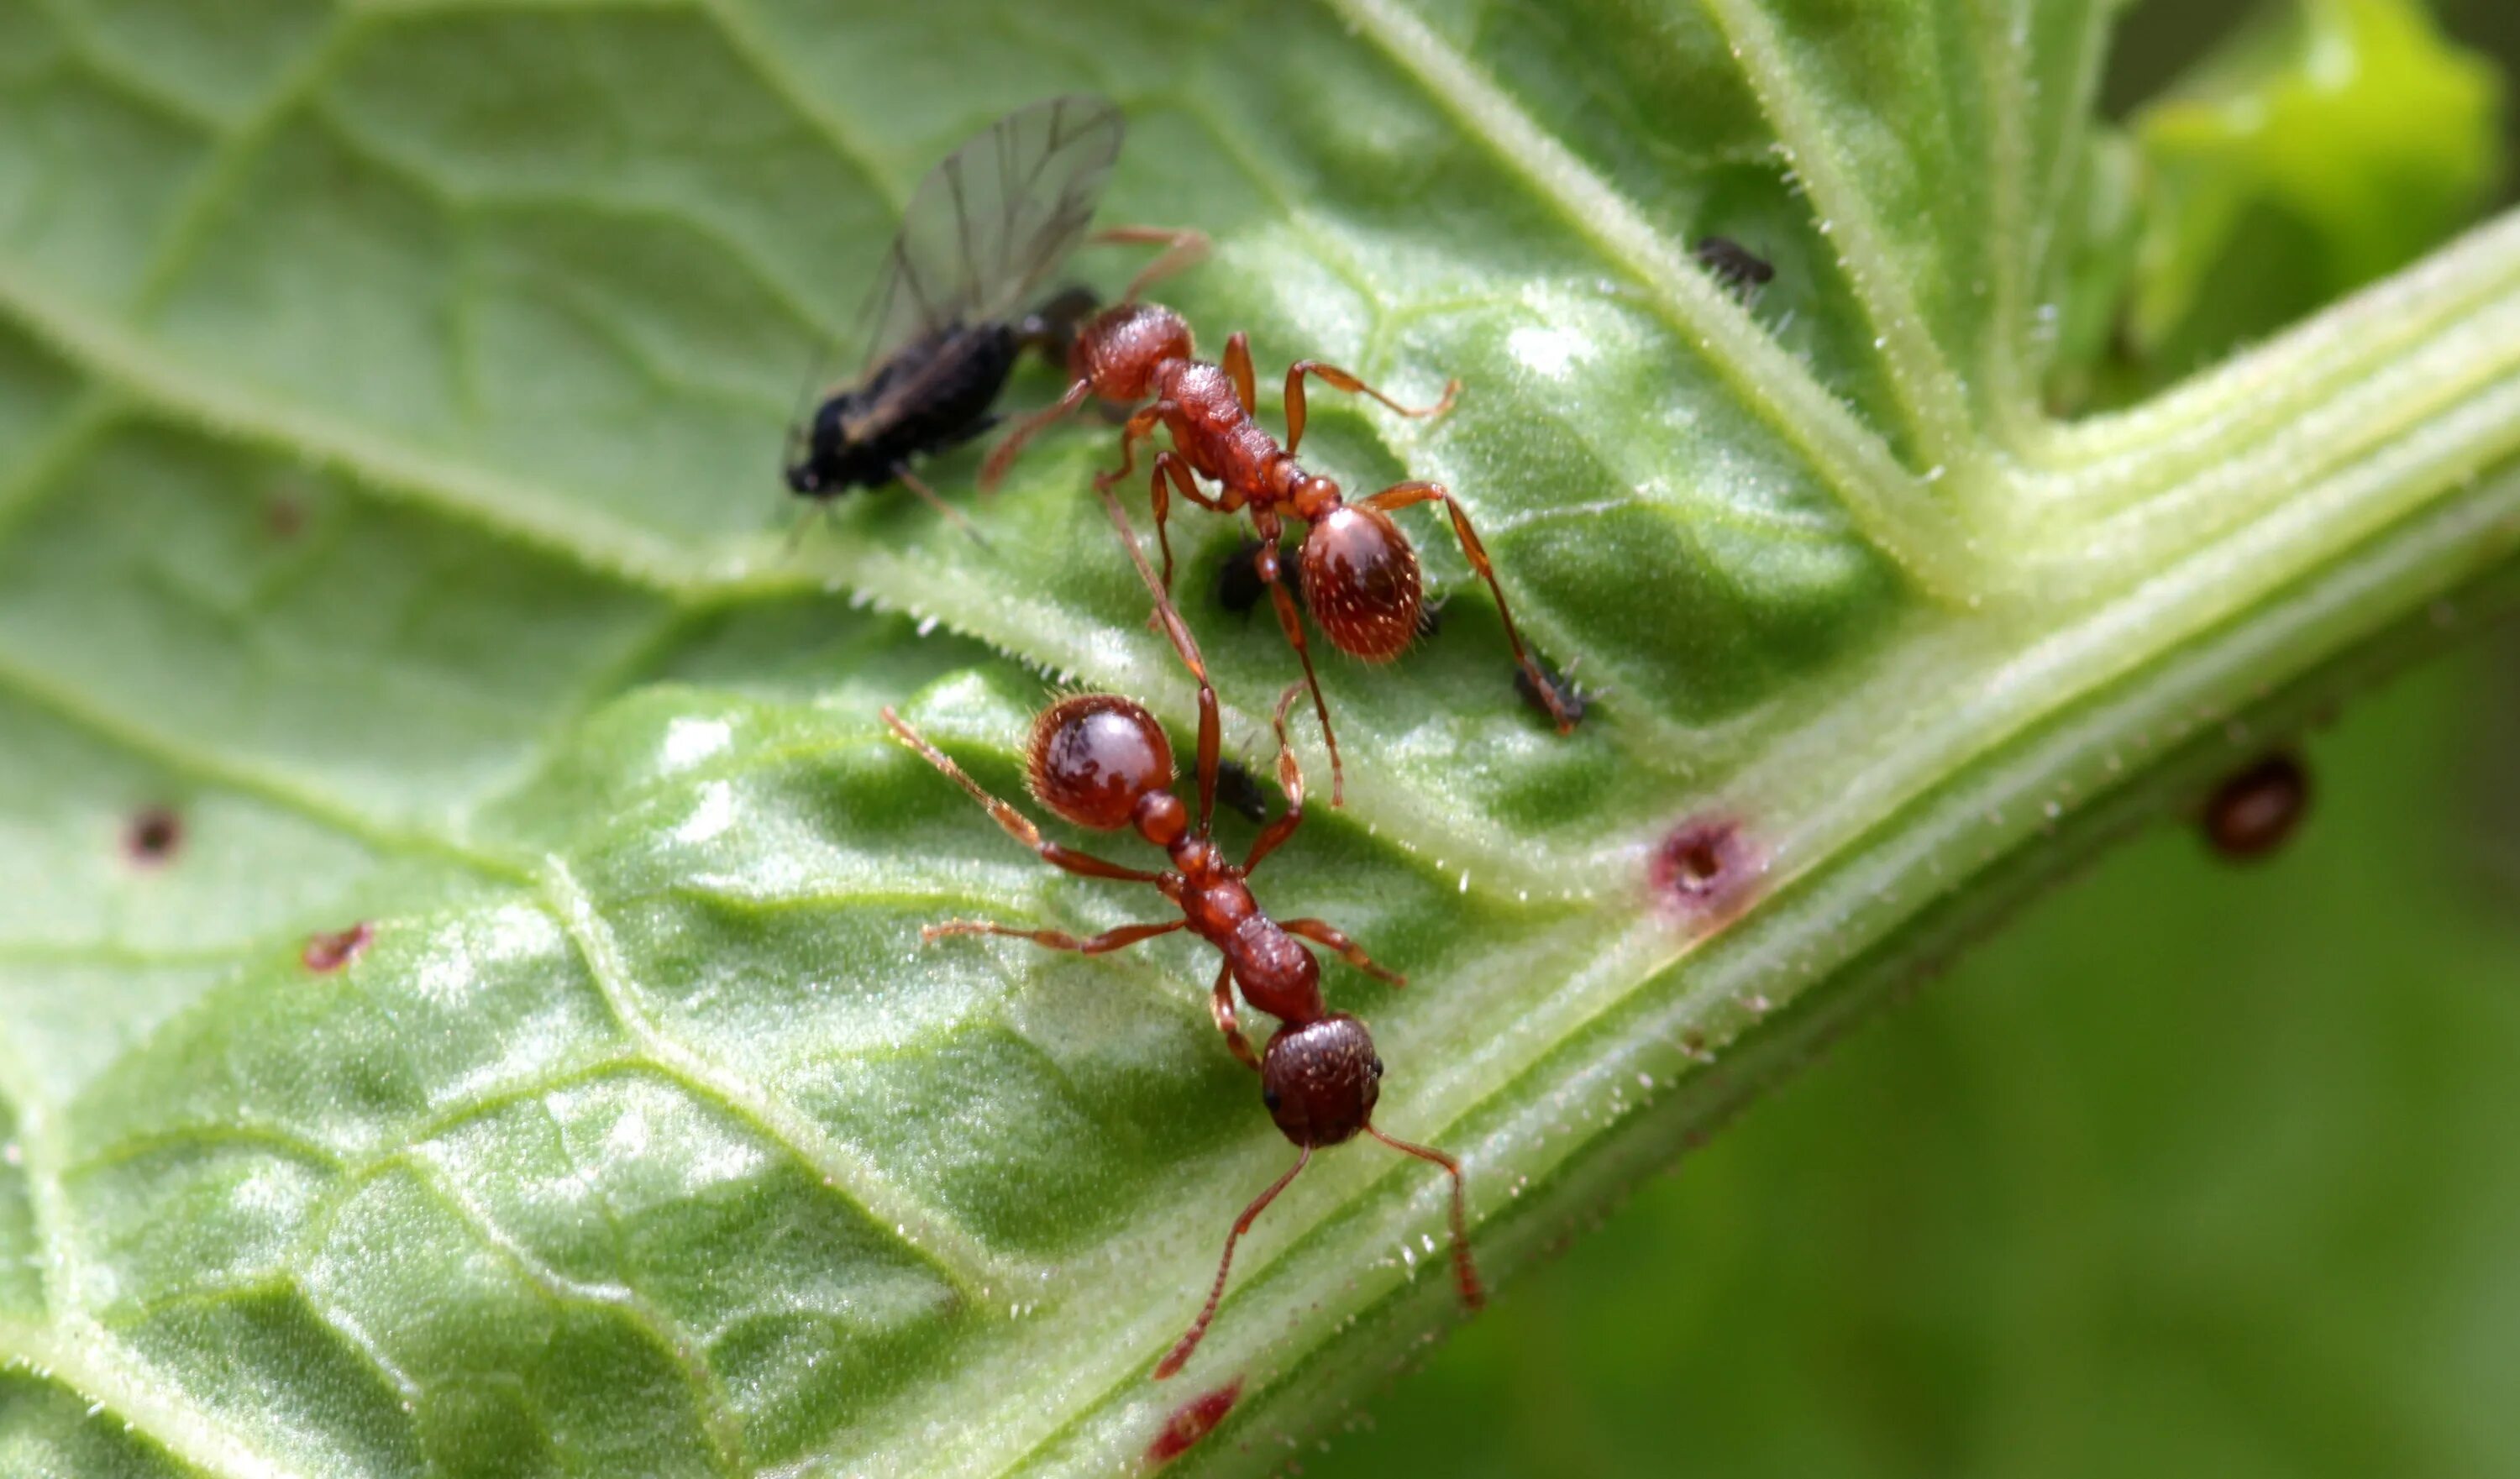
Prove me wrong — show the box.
[979,228,1578,805]
[881,490,1483,1379]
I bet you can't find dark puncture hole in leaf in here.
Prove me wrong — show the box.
[1651,815,1764,926]
[123,805,182,867]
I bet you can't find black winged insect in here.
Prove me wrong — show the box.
[785,96,1126,537]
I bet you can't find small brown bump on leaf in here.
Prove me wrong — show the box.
[302,921,375,973]
[2202,751,2311,862]
[123,805,182,867]
[1650,815,1764,928]
[265,490,307,540]
[1144,1377,1243,1469]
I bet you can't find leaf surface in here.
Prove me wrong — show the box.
[0,2,2514,1476]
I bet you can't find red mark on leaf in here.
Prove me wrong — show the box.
[1650,815,1763,928]
[302,921,375,973]
[124,805,183,867]
[265,492,307,541]
[1144,1377,1243,1469]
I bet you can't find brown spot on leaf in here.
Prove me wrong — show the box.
[124,805,182,866]
[265,491,307,540]
[302,921,375,973]
[1145,1377,1243,1469]
[1650,815,1763,927]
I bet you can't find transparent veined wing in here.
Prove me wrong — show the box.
[858,94,1126,374]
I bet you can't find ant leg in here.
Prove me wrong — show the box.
[923,918,1184,954]
[1221,333,1257,412]
[891,464,990,547]
[1244,683,1309,871]
[1283,359,1461,455]
[882,707,1168,884]
[1091,401,1175,496]
[1156,1145,1313,1380]
[980,378,1093,492]
[1147,451,1214,592]
[1095,225,1211,302]
[1097,486,1224,834]
[1361,481,1575,734]
[1366,1127,1486,1312]
[1208,961,1261,1072]
[1254,537,1344,807]
[1279,918,1404,988]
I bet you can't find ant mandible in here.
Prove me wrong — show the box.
[880,489,1483,1379]
[979,228,1578,805]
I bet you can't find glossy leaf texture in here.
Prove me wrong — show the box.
[0,2,2517,1476]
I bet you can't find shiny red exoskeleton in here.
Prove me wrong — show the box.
[881,493,1483,1379]
[980,228,1578,804]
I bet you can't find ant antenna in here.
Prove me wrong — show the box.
[1365,1126,1485,1312]
[1156,1146,1312,1380]
[1099,485,1220,828]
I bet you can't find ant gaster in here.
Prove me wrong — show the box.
[881,490,1482,1379]
[978,229,1578,804]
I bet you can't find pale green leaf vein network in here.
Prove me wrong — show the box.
[391,1148,751,1476]
[1692,0,1976,466]
[1320,0,1982,599]
[0,257,701,592]
[0,1026,312,1479]
[125,17,358,313]
[0,637,528,880]
[538,859,1031,1299]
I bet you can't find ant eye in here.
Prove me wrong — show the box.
[1262,1088,1283,1112]
[1369,1057,1384,1079]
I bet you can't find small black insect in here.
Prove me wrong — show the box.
[1212,758,1272,824]
[785,97,1125,536]
[1515,657,1590,726]
[1693,236,1775,305]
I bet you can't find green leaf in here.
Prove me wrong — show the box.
[2119,0,2506,385]
[0,3,2512,1477]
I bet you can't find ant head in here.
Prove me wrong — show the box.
[1028,694,1179,835]
[1074,302,1194,400]
[1299,505,1424,662]
[1259,1014,1382,1147]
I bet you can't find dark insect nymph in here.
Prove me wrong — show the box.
[882,491,1483,1379]
[784,96,1125,537]
[1693,235,1776,304]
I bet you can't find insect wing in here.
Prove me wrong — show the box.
[858,93,1125,374]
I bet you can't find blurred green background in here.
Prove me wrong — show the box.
[1310,4,2520,1474]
